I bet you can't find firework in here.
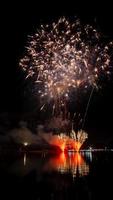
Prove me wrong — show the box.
[44,129,88,152]
[19,17,113,143]
[20,17,113,104]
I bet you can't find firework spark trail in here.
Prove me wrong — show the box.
[82,86,95,129]
[40,104,46,111]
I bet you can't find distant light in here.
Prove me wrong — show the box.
[24,142,28,146]
[89,146,92,151]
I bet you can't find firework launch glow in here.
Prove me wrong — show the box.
[41,129,88,152]
[58,129,88,152]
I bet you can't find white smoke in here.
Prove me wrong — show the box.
[9,121,42,145]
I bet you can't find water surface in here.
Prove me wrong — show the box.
[0,151,113,200]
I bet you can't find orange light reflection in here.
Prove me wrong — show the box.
[44,152,89,177]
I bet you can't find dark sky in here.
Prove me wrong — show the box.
[1,1,113,143]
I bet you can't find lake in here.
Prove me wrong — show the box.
[0,151,113,200]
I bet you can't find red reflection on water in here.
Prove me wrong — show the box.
[44,152,89,177]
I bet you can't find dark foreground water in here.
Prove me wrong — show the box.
[0,151,113,200]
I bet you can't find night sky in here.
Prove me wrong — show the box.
[1,1,113,145]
